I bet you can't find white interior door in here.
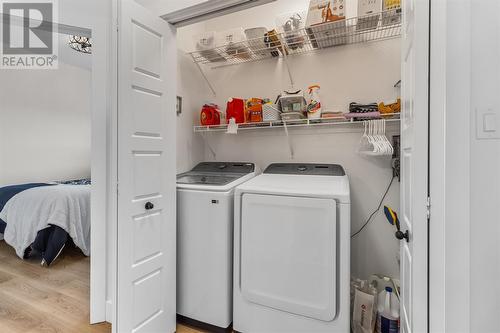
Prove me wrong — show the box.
[400,0,429,332]
[116,1,176,332]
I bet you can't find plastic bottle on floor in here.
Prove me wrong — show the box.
[376,287,400,333]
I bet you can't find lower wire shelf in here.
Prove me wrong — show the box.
[193,113,401,133]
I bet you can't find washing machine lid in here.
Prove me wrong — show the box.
[235,163,350,203]
[177,162,257,191]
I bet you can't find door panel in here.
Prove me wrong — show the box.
[117,1,176,332]
[131,88,162,135]
[240,193,337,322]
[400,0,429,332]
[132,22,163,77]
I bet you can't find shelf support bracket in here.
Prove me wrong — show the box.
[192,55,217,97]
[281,52,295,90]
[283,121,294,159]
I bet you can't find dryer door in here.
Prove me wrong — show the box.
[240,193,337,321]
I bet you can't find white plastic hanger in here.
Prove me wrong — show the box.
[358,119,394,156]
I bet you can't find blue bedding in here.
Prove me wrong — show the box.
[0,183,53,233]
[0,181,88,266]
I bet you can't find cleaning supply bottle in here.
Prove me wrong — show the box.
[306,85,322,119]
[376,287,400,333]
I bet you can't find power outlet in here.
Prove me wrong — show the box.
[477,108,499,140]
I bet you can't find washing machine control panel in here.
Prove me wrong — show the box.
[264,163,345,176]
[191,162,255,174]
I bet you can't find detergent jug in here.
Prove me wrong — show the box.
[200,104,221,126]
[376,287,400,333]
[226,98,245,124]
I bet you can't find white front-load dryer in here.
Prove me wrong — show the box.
[176,162,258,330]
[233,163,350,333]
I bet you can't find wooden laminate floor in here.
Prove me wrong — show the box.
[0,241,209,333]
[0,240,111,333]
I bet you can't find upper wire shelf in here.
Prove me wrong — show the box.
[188,7,402,68]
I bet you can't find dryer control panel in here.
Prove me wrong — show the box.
[264,163,345,176]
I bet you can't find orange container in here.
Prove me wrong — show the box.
[245,98,264,123]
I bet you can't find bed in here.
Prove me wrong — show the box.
[0,180,91,267]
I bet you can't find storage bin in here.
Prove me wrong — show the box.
[216,28,251,59]
[281,112,305,121]
[263,104,281,121]
[193,31,226,63]
[276,11,307,51]
[278,91,307,114]
[245,27,272,57]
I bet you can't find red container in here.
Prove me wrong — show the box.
[200,104,221,126]
[226,98,245,124]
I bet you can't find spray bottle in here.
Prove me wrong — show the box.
[306,85,322,119]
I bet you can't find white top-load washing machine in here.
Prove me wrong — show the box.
[176,162,258,329]
[233,163,350,333]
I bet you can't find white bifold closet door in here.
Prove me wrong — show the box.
[400,0,430,332]
[116,0,176,332]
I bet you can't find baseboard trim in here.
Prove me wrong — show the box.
[177,314,232,333]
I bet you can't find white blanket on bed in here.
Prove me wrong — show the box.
[0,185,91,258]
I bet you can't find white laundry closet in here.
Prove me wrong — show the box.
[176,0,401,282]
[119,0,429,332]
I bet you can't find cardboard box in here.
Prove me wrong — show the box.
[358,0,383,16]
[306,0,345,27]
[306,0,347,49]
[357,0,382,30]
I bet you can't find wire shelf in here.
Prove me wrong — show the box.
[188,7,401,68]
[194,113,400,133]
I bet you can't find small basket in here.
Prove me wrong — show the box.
[263,104,281,121]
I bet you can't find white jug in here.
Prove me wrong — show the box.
[376,287,400,333]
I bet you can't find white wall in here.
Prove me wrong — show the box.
[0,0,111,323]
[0,55,91,185]
[177,0,402,279]
[177,22,211,174]
[469,1,500,332]
[431,1,500,332]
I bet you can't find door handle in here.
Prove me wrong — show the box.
[395,230,409,242]
[145,202,154,210]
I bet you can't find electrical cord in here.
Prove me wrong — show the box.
[351,175,396,238]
